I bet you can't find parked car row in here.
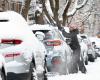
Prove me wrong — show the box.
[78,34,99,66]
[1,11,100,80]
[0,11,74,80]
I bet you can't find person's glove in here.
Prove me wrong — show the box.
[58,26,64,31]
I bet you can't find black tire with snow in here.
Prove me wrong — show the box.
[85,58,88,65]
[88,54,95,62]
[0,70,6,80]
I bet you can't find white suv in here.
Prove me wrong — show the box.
[0,11,46,80]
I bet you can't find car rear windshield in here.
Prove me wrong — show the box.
[44,31,54,40]
[33,30,54,40]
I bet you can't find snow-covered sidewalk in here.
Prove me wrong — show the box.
[48,58,100,80]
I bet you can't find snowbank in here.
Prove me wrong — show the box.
[48,58,100,80]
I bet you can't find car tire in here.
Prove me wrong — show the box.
[85,59,88,65]
[88,54,95,62]
[95,53,98,59]
[90,58,95,62]
[0,70,6,80]
[97,53,100,57]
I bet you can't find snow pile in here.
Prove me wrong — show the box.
[48,58,100,80]
[64,27,70,33]
[0,11,28,39]
[30,24,53,31]
[45,0,53,17]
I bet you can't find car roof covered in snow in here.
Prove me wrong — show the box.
[30,24,56,31]
[0,11,32,39]
[0,11,46,51]
[0,11,27,24]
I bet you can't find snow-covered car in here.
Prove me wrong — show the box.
[0,11,46,80]
[80,34,96,62]
[0,55,7,80]
[89,37,100,57]
[77,35,88,65]
[30,24,73,75]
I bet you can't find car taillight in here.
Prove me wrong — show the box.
[4,53,20,58]
[45,40,61,46]
[1,39,22,44]
[13,39,22,44]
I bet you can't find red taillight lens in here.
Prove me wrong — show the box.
[13,39,22,44]
[5,54,13,57]
[1,39,22,44]
[4,53,20,58]
[45,40,61,46]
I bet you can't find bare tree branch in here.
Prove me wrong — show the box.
[54,0,59,21]
[42,0,55,25]
[62,0,72,26]
[67,0,88,16]
[49,0,55,14]
[42,0,88,28]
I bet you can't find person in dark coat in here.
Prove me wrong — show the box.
[58,24,87,74]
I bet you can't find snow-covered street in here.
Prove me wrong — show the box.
[0,0,100,80]
[48,58,100,80]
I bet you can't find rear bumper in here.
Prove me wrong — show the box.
[6,61,30,74]
[7,72,29,80]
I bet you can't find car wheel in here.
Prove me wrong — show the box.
[97,53,100,57]
[90,58,95,62]
[95,53,98,59]
[88,54,95,62]
[0,71,6,80]
[85,58,88,65]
